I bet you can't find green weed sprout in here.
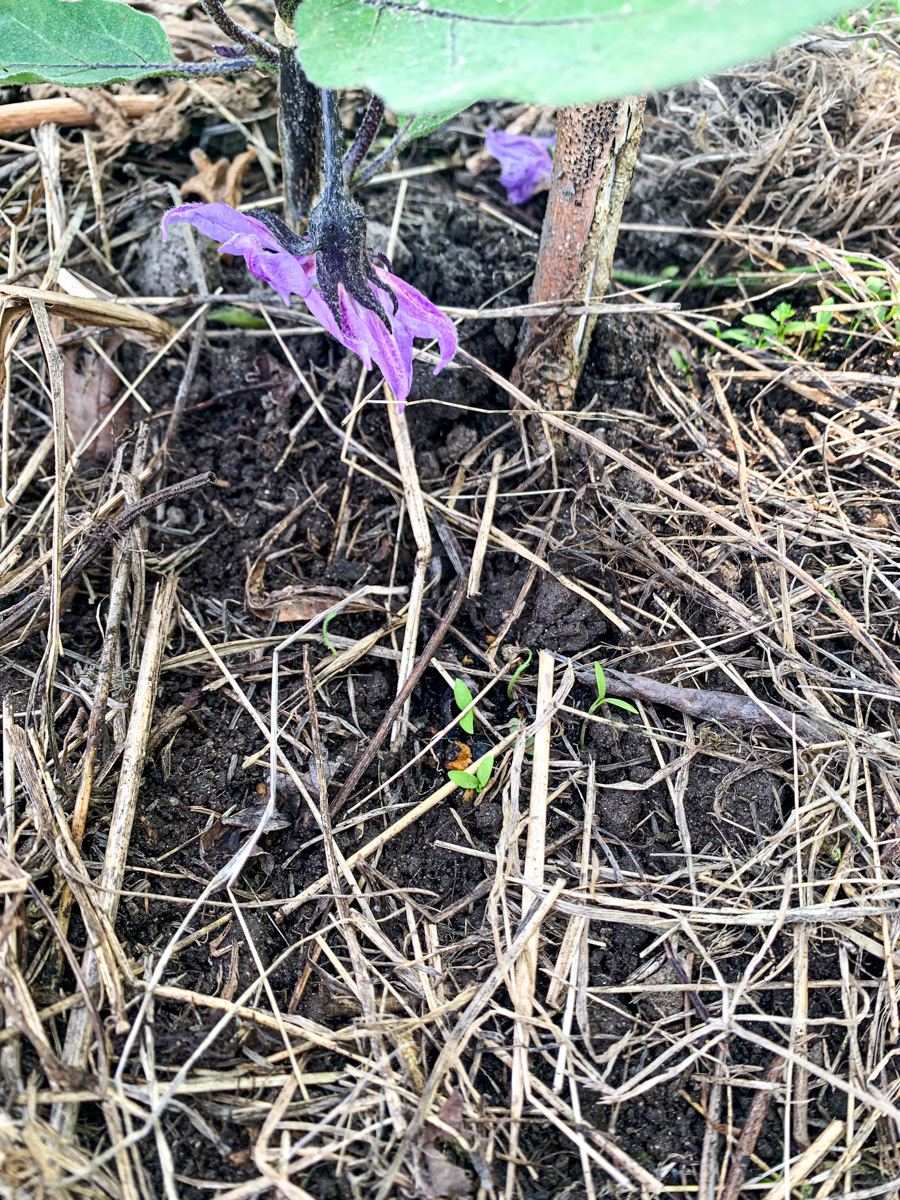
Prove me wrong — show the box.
[448,756,494,793]
[719,301,818,354]
[453,678,475,735]
[507,648,532,700]
[580,663,638,745]
[322,611,339,656]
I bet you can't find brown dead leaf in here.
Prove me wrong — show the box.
[246,567,378,624]
[62,334,125,456]
[50,87,189,170]
[181,146,257,208]
[422,1147,473,1198]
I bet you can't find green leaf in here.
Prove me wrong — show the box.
[209,306,269,330]
[604,697,639,715]
[770,302,796,322]
[294,0,851,116]
[743,314,780,330]
[594,663,606,703]
[453,678,475,735]
[0,0,177,86]
[397,105,469,140]
[784,320,818,333]
[448,770,480,790]
[475,755,494,788]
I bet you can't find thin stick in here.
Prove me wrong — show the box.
[329,578,466,817]
[387,389,432,748]
[507,650,554,1200]
[51,575,178,1137]
[762,1119,845,1200]
[468,449,502,597]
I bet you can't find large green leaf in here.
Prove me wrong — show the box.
[0,0,177,87]
[295,0,854,115]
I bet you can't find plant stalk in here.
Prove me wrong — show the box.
[514,98,645,411]
[279,47,322,225]
[200,0,278,65]
[343,96,385,181]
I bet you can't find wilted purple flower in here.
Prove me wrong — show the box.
[485,126,555,205]
[161,201,457,410]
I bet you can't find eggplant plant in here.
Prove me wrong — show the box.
[1,0,858,409]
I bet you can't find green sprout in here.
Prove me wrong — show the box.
[668,347,693,381]
[322,611,339,656]
[718,301,818,355]
[448,755,494,793]
[453,678,475,735]
[580,663,638,746]
[506,648,532,700]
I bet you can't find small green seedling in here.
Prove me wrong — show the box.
[580,664,638,746]
[668,347,693,381]
[719,301,818,354]
[448,756,494,793]
[453,678,475,735]
[506,648,532,700]
[322,611,339,656]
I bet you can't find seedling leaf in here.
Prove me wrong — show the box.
[605,697,639,714]
[448,770,480,790]
[507,648,532,700]
[453,678,475,735]
[594,662,607,702]
[475,756,494,789]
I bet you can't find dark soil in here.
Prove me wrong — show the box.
[4,108,879,1200]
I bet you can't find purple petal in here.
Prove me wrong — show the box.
[485,126,555,205]
[161,202,281,251]
[161,200,457,410]
[375,270,458,373]
[162,202,315,304]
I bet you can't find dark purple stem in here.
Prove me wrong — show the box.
[200,0,279,65]
[279,46,322,224]
[353,117,415,188]
[343,96,385,182]
[321,87,344,197]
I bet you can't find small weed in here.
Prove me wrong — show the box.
[506,648,532,700]
[668,347,693,381]
[580,663,638,746]
[448,755,494,793]
[453,678,475,734]
[322,611,339,656]
[717,301,818,355]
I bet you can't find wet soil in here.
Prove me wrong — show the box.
[6,129,873,1198]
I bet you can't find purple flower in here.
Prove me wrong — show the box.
[485,126,555,205]
[161,201,457,411]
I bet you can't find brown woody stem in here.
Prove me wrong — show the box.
[514,98,645,410]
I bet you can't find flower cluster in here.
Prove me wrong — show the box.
[161,201,457,411]
[485,126,556,205]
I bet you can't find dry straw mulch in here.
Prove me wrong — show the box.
[2,11,900,1200]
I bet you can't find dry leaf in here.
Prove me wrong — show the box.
[181,146,257,208]
[62,334,125,456]
[422,1147,473,1199]
[246,568,378,624]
